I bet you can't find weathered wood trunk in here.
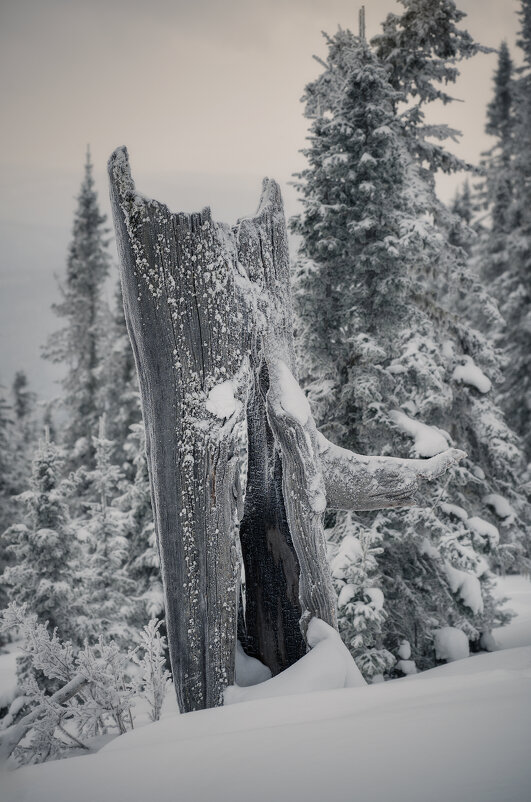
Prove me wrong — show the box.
[109,149,250,710]
[108,147,464,713]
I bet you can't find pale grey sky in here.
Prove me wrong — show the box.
[0,0,522,399]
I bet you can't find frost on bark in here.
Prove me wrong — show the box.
[108,147,464,713]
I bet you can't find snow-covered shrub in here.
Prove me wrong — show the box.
[130,619,171,723]
[328,514,395,680]
[0,603,134,765]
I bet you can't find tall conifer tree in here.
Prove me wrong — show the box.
[43,148,110,465]
[292,25,525,677]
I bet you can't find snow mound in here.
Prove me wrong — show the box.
[235,642,272,687]
[434,627,470,662]
[224,619,365,705]
[389,410,449,457]
[452,356,491,394]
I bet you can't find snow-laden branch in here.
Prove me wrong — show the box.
[0,675,87,762]
[315,433,466,511]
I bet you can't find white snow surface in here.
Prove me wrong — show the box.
[452,356,492,394]
[419,537,440,559]
[5,645,530,802]
[389,410,449,457]
[365,587,384,611]
[4,579,531,802]
[434,627,470,662]
[204,379,237,419]
[224,619,365,705]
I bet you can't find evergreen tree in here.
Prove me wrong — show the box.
[328,513,394,680]
[478,42,515,284]
[12,371,36,428]
[494,1,531,460]
[43,148,110,465]
[80,417,137,646]
[0,435,83,645]
[292,28,522,677]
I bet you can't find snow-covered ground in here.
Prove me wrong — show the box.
[2,576,530,802]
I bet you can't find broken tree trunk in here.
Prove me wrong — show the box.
[108,147,465,713]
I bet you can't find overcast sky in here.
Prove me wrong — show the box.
[0,0,522,400]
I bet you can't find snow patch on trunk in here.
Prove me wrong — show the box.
[205,380,238,419]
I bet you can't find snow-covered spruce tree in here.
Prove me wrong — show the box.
[480,41,515,284]
[291,28,514,677]
[0,434,83,646]
[0,390,17,628]
[489,1,531,463]
[328,513,394,680]
[0,374,37,536]
[43,148,110,466]
[80,416,137,647]
[372,0,530,565]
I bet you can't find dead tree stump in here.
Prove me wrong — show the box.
[108,147,464,712]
